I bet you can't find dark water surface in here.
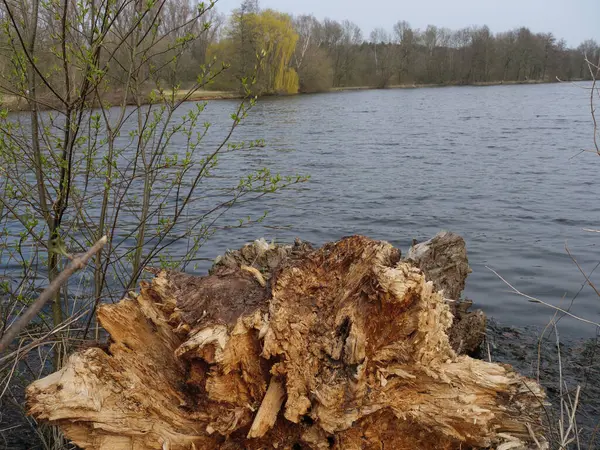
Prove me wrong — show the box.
[193,83,600,336]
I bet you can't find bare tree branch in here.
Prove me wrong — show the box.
[0,236,107,353]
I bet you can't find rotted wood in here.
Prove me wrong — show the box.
[27,235,546,450]
[407,231,487,355]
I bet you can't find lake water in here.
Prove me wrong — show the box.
[194,82,600,336]
[3,82,600,337]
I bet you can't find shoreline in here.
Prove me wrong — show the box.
[1,79,582,112]
[329,78,562,92]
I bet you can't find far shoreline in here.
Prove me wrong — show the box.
[330,78,570,92]
[204,78,575,100]
[0,78,585,112]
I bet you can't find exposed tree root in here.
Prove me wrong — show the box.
[27,235,546,449]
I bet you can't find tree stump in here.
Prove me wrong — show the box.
[407,231,487,355]
[27,235,546,449]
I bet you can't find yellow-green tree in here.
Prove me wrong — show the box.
[252,10,299,94]
[211,7,299,95]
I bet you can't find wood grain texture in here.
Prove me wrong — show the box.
[27,235,546,449]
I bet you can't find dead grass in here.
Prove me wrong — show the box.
[0,88,242,112]
[156,88,241,101]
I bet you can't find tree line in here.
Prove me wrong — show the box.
[209,0,600,94]
[0,0,597,100]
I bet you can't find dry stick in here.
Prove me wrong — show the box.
[555,324,567,446]
[486,266,600,329]
[563,385,582,448]
[0,308,89,366]
[0,339,23,399]
[0,236,107,354]
[537,310,560,384]
[526,423,543,450]
[565,243,600,298]
[585,56,599,156]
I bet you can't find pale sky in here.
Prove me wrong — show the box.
[215,0,599,47]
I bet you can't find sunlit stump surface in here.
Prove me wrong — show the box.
[27,234,546,450]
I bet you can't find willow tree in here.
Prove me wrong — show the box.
[253,10,299,94]
[214,7,299,94]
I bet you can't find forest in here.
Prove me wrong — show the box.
[0,0,598,101]
[207,0,600,94]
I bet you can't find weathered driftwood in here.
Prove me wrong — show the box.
[407,231,487,355]
[27,235,546,449]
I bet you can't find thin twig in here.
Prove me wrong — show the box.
[565,243,600,298]
[486,266,600,329]
[0,308,89,366]
[526,422,543,449]
[0,236,107,353]
[563,384,581,449]
[0,339,22,399]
